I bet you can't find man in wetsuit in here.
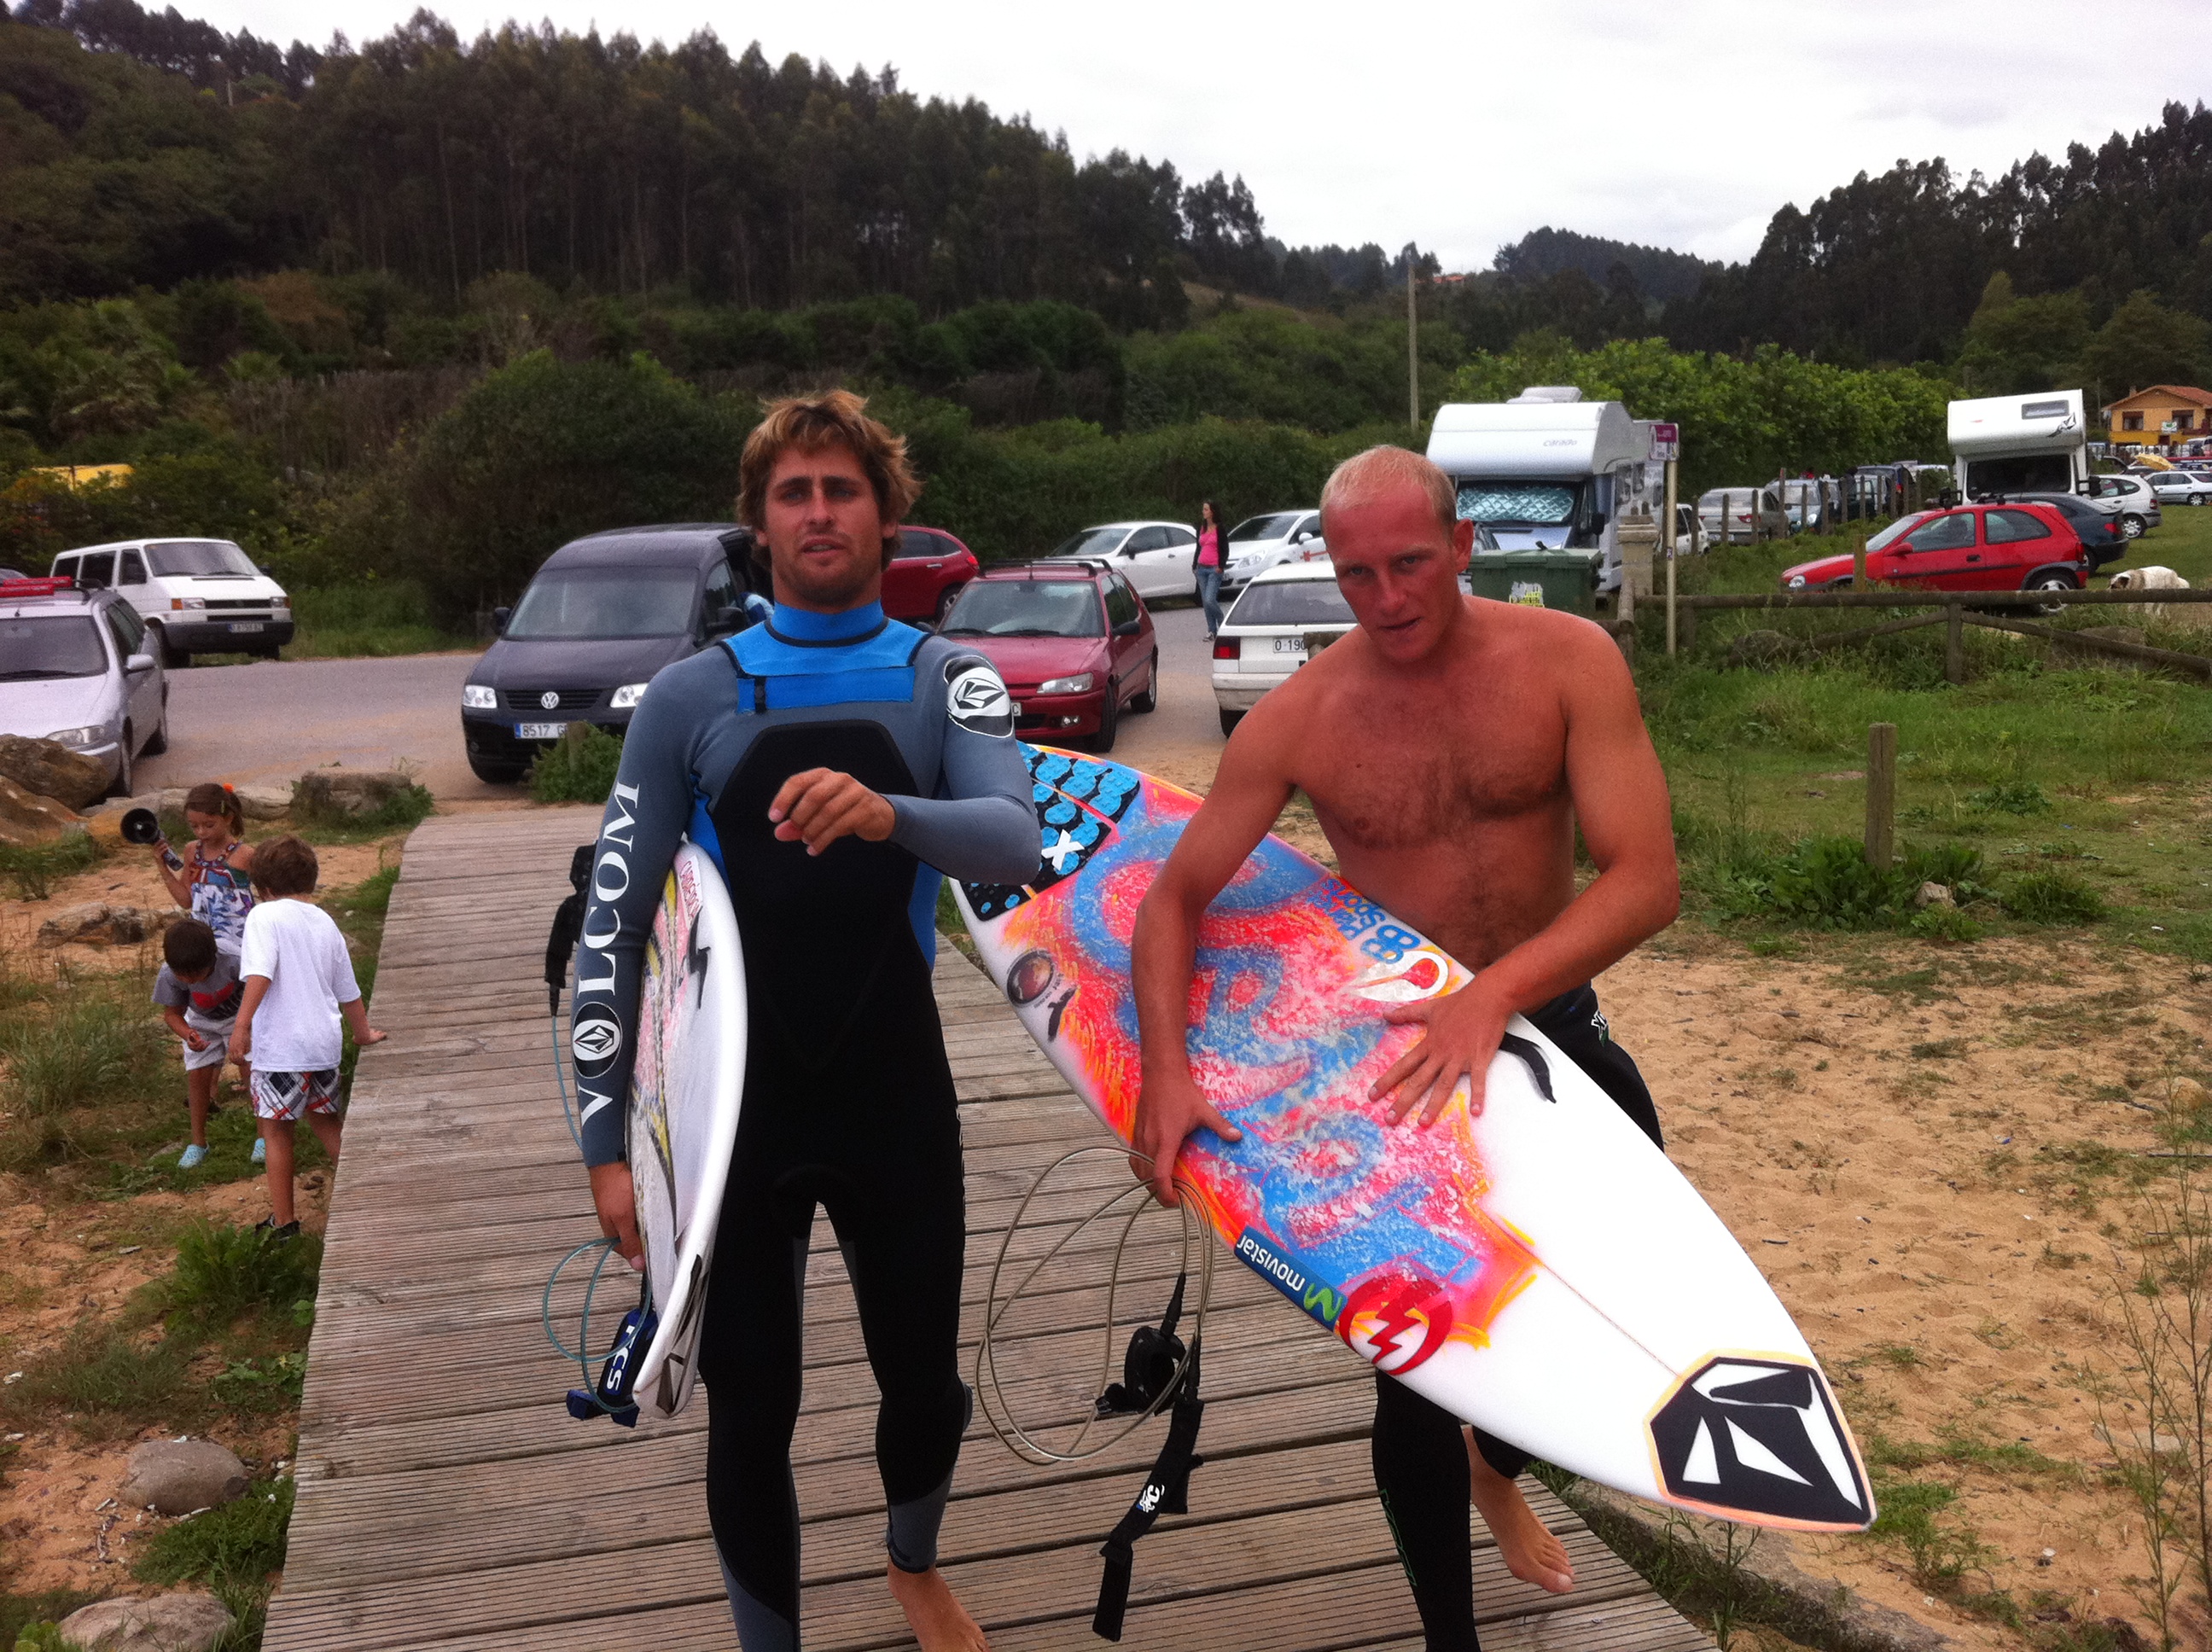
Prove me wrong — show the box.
[1127,445,1680,1651]
[578,391,1038,1652]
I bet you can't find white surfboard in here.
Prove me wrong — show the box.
[626,840,747,1419]
[955,746,1873,1531]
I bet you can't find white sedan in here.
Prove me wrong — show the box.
[1044,521,1197,601]
[1210,562,1354,736]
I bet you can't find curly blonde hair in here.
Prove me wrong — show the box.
[736,390,921,567]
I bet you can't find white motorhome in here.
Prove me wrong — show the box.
[1425,387,1654,590]
[1949,390,2089,499]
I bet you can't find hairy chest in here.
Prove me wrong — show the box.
[1297,691,1567,853]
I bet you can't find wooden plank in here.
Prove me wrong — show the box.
[264,811,1699,1652]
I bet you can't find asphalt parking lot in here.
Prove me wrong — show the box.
[137,602,1225,801]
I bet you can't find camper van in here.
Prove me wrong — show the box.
[1950,391,2090,500]
[1425,388,1654,591]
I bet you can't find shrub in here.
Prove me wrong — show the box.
[1964,779,2051,816]
[164,1221,321,1324]
[289,780,434,836]
[134,1477,294,1590]
[530,724,625,805]
[2004,869,2106,925]
[0,833,99,900]
[1713,836,1992,933]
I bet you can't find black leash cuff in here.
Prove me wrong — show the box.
[1092,1341,1204,1641]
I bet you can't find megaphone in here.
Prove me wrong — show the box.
[119,808,162,845]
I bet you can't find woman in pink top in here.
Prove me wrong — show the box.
[1194,499,1225,637]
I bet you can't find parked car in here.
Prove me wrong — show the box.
[1779,503,2088,596]
[2146,469,2212,508]
[935,559,1157,753]
[1044,521,1196,602]
[0,576,168,795]
[1993,492,2126,567]
[881,526,979,625]
[1211,562,1355,737]
[1778,479,1835,533]
[1697,485,1789,544]
[2089,473,2162,538]
[49,538,292,666]
[459,524,754,783]
[1220,509,1324,590]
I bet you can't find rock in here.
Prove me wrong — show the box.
[230,783,291,821]
[36,903,179,949]
[1914,881,1955,909]
[2169,1076,2210,1113]
[0,735,108,811]
[294,769,413,818]
[0,776,83,847]
[117,1439,248,1515]
[1725,629,1805,670]
[56,1593,234,1652]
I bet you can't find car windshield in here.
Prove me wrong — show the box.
[1228,513,1302,543]
[941,579,1103,637]
[1048,528,1127,559]
[504,567,697,639]
[145,540,257,579]
[0,615,106,679]
[1865,512,1932,551]
[1224,579,1354,628]
[1457,483,1576,525]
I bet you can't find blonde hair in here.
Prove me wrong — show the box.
[1319,445,1456,534]
[736,389,921,557]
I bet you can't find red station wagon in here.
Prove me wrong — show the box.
[1780,503,2088,595]
[936,559,1159,753]
[880,526,980,625]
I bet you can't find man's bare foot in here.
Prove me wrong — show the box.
[885,1562,990,1651]
[1465,1436,1575,1595]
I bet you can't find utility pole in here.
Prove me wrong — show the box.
[1406,245,1419,434]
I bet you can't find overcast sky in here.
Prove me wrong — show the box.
[182,0,2208,273]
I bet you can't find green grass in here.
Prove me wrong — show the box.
[163,1221,321,1327]
[0,833,100,900]
[133,1477,294,1589]
[528,724,624,804]
[288,780,435,844]
[191,579,474,664]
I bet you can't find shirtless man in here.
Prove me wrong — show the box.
[1129,445,1680,1651]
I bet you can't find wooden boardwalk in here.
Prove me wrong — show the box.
[264,808,1710,1652]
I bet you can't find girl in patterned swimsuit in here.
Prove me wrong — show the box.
[152,782,258,957]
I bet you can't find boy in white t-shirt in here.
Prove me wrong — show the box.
[232,836,386,1238]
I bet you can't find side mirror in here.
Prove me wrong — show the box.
[1112,619,1142,637]
[1292,529,1311,544]
[126,652,155,673]
[492,606,511,635]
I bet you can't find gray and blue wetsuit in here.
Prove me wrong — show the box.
[572,601,1037,1650]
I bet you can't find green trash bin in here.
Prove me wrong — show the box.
[1462,550,1601,618]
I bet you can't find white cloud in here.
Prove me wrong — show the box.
[183,0,2210,271]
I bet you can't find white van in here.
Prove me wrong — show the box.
[1949,391,2089,499]
[49,538,293,665]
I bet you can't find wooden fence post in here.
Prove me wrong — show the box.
[1866,723,1898,869]
[1665,457,1679,656]
[1944,602,1964,684]
[1852,535,1866,587]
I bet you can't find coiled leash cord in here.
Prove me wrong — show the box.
[971,1146,1216,1641]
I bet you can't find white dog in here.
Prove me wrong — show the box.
[2109,566,2188,590]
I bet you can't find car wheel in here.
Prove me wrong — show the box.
[935,585,963,627]
[467,753,528,785]
[108,725,134,799]
[1087,683,1120,754]
[143,690,169,756]
[1129,654,1158,713]
[2122,514,2145,539]
[1219,708,1243,738]
[2028,571,2077,616]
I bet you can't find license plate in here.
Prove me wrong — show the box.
[1272,637,1304,653]
[515,722,566,740]
[226,621,264,634]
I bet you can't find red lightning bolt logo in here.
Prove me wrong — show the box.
[1340,1277,1452,1374]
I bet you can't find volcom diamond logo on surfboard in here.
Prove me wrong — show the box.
[1649,1356,1869,1528]
[570,1007,623,1077]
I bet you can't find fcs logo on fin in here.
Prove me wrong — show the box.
[1650,1356,1871,1529]
[945,660,1014,737]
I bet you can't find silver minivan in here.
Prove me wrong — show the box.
[0,581,169,795]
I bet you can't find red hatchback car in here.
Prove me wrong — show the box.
[936,560,1159,752]
[880,526,980,625]
[1780,503,2087,595]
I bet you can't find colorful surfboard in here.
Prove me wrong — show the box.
[625,840,747,1419]
[954,746,1873,1532]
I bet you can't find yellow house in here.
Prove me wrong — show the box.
[27,462,135,488]
[2102,385,2212,445]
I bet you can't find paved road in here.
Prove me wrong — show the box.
[137,604,1227,801]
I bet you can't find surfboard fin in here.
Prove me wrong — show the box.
[1497,1032,1555,1102]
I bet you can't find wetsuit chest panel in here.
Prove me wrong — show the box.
[709,721,925,1044]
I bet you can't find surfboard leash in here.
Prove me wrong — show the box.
[542,1236,649,1426]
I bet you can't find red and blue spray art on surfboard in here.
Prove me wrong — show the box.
[960,743,1541,1378]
